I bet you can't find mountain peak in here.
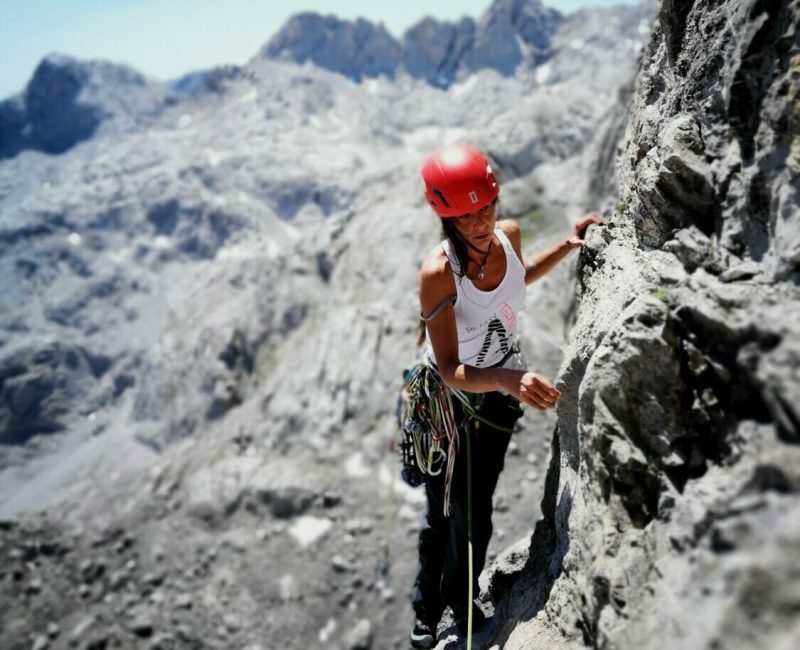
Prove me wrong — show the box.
[0,53,158,159]
[261,13,400,82]
[465,0,562,74]
[261,1,565,86]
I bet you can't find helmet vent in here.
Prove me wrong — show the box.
[432,189,450,208]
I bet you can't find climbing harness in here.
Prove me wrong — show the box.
[397,361,514,516]
[397,362,460,515]
[397,358,518,649]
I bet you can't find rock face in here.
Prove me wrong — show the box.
[0,343,112,445]
[263,0,564,86]
[485,1,800,649]
[0,55,167,159]
[463,0,561,75]
[0,0,647,491]
[0,0,649,642]
[0,56,101,157]
[261,13,401,82]
[26,0,800,648]
[402,18,476,88]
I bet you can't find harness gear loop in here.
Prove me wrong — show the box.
[397,360,514,516]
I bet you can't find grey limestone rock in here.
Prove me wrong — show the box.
[262,1,567,86]
[261,13,400,82]
[0,342,113,445]
[172,65,242,97]
[1,55,102,158]
[0,3,660,649]
[0,54,167,159]
[402,18,476,88]
[464,0,562,75]
[343,618,373,650]
[484,1,800,649]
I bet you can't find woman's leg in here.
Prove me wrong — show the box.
[411,465,449,628]
[469,393,520,589]
[441,392,521,619]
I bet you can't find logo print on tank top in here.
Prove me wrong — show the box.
[476,318,510,366]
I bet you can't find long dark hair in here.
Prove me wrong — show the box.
[441,198,499,280]
[441,219,471,280]
[417,199,499,345]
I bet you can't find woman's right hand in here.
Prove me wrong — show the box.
[503,371,561,411]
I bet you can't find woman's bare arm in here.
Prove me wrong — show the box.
[419,247,560,410]
[502,214,606,285]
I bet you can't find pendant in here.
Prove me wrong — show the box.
[478,266,486,280]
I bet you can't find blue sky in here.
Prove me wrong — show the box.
[0,0,641,99]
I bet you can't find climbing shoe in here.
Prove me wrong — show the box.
[410,617,436,649]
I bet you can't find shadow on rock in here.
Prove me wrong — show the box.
[483,430,573,649]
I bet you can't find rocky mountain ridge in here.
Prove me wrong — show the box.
[0,1,653,647]
[476,0,800,648]
[4,0,796,649]
[263,0,563,87]
[0,54,173,159]
[0,1,653,162]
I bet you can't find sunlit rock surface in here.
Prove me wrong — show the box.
[484,1,800,649]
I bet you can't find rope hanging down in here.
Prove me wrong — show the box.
[466,417,475,650]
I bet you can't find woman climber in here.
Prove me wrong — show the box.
[408,144,605,648]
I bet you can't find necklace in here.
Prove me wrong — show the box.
[474,239,493,280]
[455,231,495,280]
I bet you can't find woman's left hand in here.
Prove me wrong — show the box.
[573,213,606,238]
[567,212,607,248]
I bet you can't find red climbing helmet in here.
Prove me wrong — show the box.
[421,145,499,218]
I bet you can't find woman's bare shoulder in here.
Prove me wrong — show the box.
[497,219,524,261]
[420,243,450,282]
[497,219,521,239]
[419,242,456,312]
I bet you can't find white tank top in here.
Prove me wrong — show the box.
[427,228,526,369]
